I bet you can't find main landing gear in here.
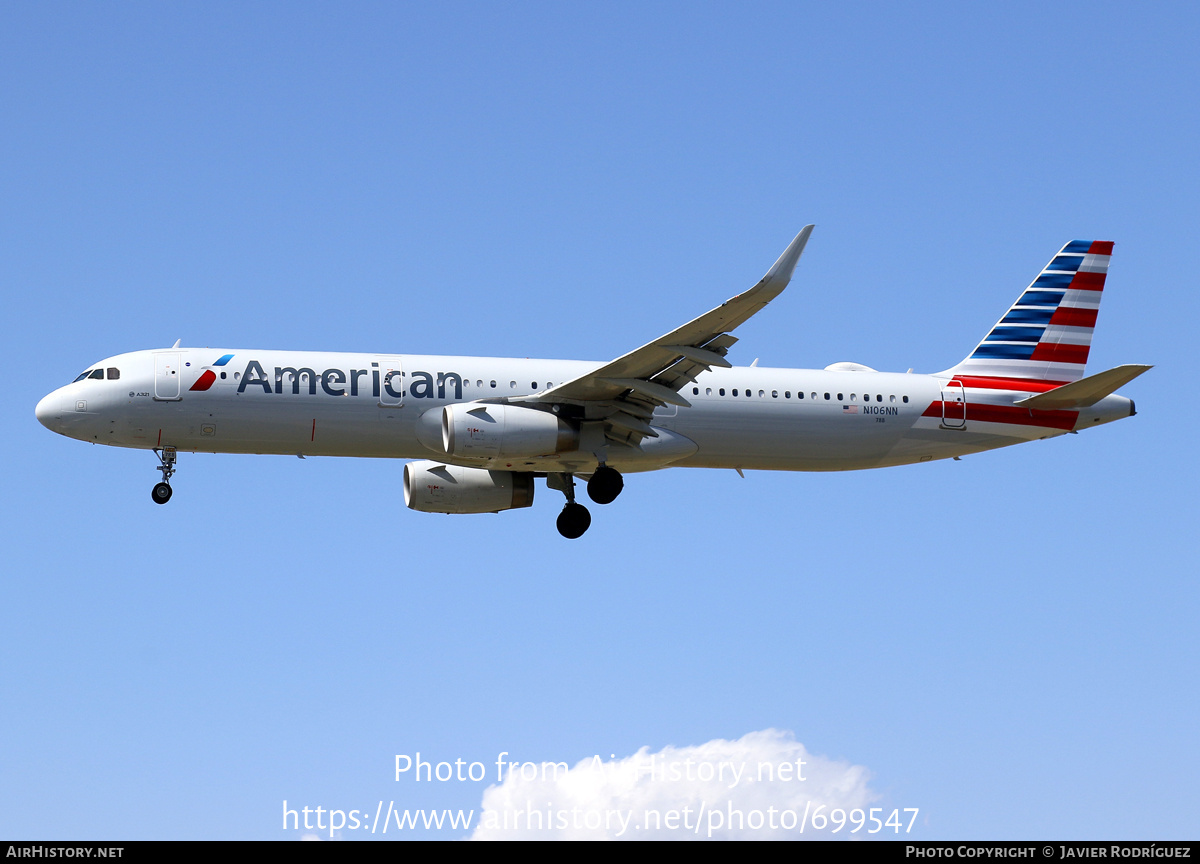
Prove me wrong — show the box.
[553,465,624,539]
[586,464,624,505]
[151,447,176,505]
[554,474,591,539]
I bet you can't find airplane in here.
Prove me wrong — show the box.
[35,226,1149,538]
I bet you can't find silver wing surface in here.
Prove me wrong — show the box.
[519,225,814,446]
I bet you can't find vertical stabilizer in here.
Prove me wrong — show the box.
[942,241,1113,385]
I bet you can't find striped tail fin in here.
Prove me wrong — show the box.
[943,240,1113,385]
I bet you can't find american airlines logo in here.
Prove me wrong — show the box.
[188,354,235,391]
[233,360,466,399]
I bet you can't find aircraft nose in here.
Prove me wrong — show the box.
[35,391,61,430]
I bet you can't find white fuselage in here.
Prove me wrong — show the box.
[35,347,1135,475]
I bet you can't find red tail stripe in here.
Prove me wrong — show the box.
[1030,343,1090,364]
[1070,271,1106,291]
[1048,306,1098,328]
[1088,241,1114,255]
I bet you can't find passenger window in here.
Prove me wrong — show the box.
[220,372,226,379]
[890,395,896,402]
[811,392,817,400]
[903,395,909,403]
[851,393,857,402]
[758,390,765,397]
[490,380,497,388]
[719,388,726,396]
[510,381,516,389]
[876,394,882,402]
[532,382,538,389]
[837,392,843,401]
[693,387,699,395]
[733,389,739,396]
[784,391,790,398]
[706,388,712,396]
[824,392,830,400]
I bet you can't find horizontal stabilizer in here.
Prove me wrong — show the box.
[1014,364,1152,410]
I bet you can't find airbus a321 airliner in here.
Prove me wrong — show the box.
[36,226,1148,538]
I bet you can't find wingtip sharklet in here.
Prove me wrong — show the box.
[762,224,815,287]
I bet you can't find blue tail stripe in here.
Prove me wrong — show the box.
[984,327,1045,343]
[971,343,1038,360]
[1001,308,1056,324]
[1047,255,1083,271]
[1033,273,1075,289]
[1016,290,1066,307]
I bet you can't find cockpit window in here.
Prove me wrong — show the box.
[107,368,120,380]
[88,369,105,380]
[73,370,93,382]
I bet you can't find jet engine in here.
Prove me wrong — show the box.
[403,460,535,514]
[441,403,578,458]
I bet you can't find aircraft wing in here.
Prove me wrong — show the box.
[522,225,814,445]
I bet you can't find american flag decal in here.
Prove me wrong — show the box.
[843,404,858,414]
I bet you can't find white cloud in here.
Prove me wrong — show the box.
[468,728,876,840]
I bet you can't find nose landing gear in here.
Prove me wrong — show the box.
[151,447,177,505]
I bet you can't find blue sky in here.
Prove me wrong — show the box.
[2,1,1196,840]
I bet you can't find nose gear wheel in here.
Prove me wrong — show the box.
[151,447,177,505]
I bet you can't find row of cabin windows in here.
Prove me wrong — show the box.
[268,371,557,393]
[691,386,909,404]
[237,368,910,406]
[70,362,908,408]
[236,372,558,391]
[67,364,558,393]
[73,368,120,382]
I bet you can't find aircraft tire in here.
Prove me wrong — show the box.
[152,482,173,505]
[556,502,591,539]
[586,466,623,505]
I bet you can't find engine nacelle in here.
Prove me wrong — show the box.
[442,403,578,458]
[403,460,535,514]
